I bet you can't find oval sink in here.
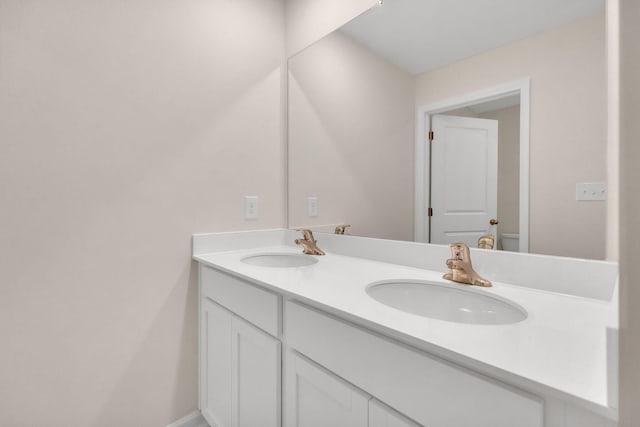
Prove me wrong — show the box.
[241,253,318,268]
[366,280,527,325]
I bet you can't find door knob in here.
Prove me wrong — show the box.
[490,219,499,225]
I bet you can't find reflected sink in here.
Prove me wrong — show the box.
[366,280,527,325]
[241,253,318,268]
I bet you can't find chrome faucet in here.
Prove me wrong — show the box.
[443,242,492,287]
[295,229,325,255]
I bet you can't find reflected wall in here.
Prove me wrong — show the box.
[415,14,607,258]
[288,30,415,240]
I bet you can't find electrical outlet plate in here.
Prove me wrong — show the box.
[307,197,318,217]
[244,196,258,219]
[576,182,606,201]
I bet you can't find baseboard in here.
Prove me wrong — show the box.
[166,410,209,427]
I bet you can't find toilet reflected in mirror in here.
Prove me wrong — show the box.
[502,233,520,252]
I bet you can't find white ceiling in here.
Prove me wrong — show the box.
[339,0,605,75]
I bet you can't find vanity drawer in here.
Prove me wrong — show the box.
[200,265,280,337]
[284,301,543,427]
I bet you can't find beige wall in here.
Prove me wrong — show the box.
[288,31,415,240]
[0,0,284,426]
[416,14,607,259]
[481,106,521,243]
[618,0,640,423]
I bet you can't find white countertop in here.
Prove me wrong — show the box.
[194,244,616,416]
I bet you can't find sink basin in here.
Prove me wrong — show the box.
[241,253,318,268]
[366,280,527,325]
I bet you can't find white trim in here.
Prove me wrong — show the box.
[414,79,530,254]
[166,411,209,427]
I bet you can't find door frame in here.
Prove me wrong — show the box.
[414,78,530,253]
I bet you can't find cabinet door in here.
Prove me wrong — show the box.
[369,399,421,427]
[200,299,233,427]
[231,315,281,427]
[200,298,281,427]
[284,350,369,427]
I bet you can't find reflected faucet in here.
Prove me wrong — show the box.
[443,242,492,287]
[334,224,351,235]
[295,229,325,255]
[477,234,495,249]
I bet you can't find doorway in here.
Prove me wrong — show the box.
[429,114,499,247]
[414,79,530,253]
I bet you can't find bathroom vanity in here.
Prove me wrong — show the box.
[192,229,618,427]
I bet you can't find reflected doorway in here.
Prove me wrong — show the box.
[415,80,530,253]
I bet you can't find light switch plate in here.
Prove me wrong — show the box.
[307,197,318,217]
[576,182,606,201]
[244,196,258,219]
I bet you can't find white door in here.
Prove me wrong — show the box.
[430,115,498,246]
[284,350,369,427]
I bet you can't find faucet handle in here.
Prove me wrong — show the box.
[295,228,315,241]
[334,224,351,235]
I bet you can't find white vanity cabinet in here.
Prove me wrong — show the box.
[284,300,544,427]
[284,351,418,427]
[200,299,232,426]
[284,350,369,427]
[369,400,420,427]
[198,262,615,427]
[199,266,282,427]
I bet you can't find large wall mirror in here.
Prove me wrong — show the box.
[288,0,608,260]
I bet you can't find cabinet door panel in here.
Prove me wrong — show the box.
[201,299,233,427]
[285,301,543,427]
[231,316,281,427]
[285,351,369,427]
[369,399,420,427]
